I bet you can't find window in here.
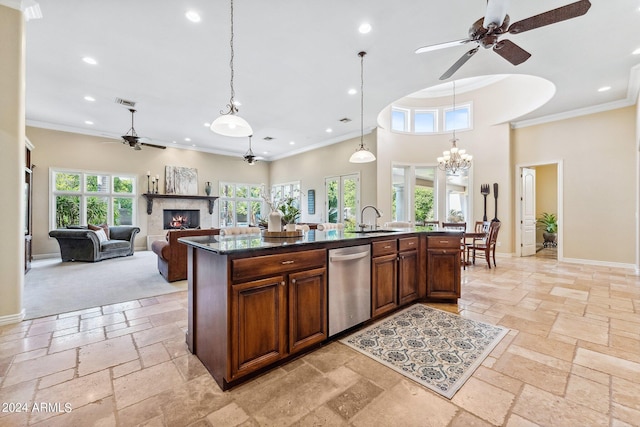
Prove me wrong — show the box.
[325,174,359,231]
[390,103,472,135]
[391,107,410,132]
[414,110,437,133]
[219,182,264,227]
[444,105,471,132]
[391,165,442,225]
[51,169,137,228]
[446,169,469,223]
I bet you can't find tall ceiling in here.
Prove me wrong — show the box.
[19,0,640,160]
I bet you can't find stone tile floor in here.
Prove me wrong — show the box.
[1,255,639,426]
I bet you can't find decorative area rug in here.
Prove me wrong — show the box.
[341,304,509,399]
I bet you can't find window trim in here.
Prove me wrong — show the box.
[50,167,138,229]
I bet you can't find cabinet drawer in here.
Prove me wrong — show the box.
[232,249,326,282]
[372,239,397,257]
[427,236,461,249]
[399,237,418,252]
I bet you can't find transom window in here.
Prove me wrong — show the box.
[390,103,472,134]
[50,169,137,228]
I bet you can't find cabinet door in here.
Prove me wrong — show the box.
[427,249,461,299]
[372,254,398,318]
[289,267,327,354]
[230,275,287,381]
[398,249,419,305]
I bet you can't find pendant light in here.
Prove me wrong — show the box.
[349,51,376,163]
[210,0,253,137]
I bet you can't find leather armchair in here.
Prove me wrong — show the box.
[49,226,140,262]
[151,228,220,282]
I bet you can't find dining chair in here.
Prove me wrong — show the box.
[442,222,467,269]
[383,221,412,228]
[424,220,440,230]
[295,224,310,232]
[467,221,501,268]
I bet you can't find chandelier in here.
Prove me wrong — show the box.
[349,51,376,163]
[210,0,253,137]
[437,81,472,173]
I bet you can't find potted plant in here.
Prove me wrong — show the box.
[537,212,558,247]
[278,195,300,231]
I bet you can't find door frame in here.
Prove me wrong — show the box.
[514,160,563,260]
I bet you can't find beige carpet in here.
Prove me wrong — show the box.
[24,250,186,320]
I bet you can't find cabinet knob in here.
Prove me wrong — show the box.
[291,279,296,284]
[281,281,285,286]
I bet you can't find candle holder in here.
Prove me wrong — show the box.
[146,174,150,193]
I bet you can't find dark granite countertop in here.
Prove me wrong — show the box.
[178,228,460,255]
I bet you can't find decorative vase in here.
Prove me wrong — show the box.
[268,211,283,232]
[285,223,296,232]
[204,182,211,196]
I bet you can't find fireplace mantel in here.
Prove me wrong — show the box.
[142,193,218,215]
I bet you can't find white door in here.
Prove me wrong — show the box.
[521,167,536,256]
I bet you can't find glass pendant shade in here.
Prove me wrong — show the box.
[349,146,376,163]
[210,113,252,137]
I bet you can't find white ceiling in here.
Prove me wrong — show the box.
[18,0,640,160]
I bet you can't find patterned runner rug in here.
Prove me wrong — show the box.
[341,304,509,399]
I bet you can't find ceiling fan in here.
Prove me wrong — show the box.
[120,108,165,151]
[243,135,262,165]
[415,0,592,80]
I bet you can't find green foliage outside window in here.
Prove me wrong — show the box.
[414,187,434,222]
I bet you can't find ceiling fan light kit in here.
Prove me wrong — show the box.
[211,0,252,138]
[243,135,259,165]
[349,51,376,164]
[415,0,592,80]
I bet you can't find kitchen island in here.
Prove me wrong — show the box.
[179,228,462,390]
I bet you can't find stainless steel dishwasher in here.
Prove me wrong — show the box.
[328,244,371,336]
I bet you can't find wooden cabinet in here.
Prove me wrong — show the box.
[228,249,327,382]
[427,235,461,299]
[371,236,420,318]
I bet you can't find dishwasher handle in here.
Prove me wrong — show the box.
[330,251,370,262]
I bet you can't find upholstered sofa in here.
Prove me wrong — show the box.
[49,225,140,262]
[151,228,220,282]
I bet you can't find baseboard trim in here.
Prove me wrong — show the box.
[0,309,26,326]
[562,257,638,272]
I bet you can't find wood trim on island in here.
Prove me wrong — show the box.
[181,230,461,390]
[142,193,218,214]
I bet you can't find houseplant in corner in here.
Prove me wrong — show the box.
[537,212,558,247]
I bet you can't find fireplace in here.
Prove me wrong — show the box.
[163,209,201,230]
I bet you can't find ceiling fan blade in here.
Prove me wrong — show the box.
[483,0,510,28]
[415,38,470,54]
[493,39,531,65]
[140,142,166,150]
[507,0,591,34]
[439,47,479,80]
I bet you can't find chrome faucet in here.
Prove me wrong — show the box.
[360,205,382,231]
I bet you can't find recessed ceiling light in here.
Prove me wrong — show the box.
[633,47,640,55]
[84,120,93,125]
[204,122,211,127]
[263,151,269,155]
[289,141,295,145]
[348,88,357,95]
[192,144,196,147]
[185,137,191,142]
[326,128,333,133]
[185,10,201,23]
[82,56,97,65]
[598,86,611,92]
[172,141,177,144]
[84,95,95,102]
[359,23,372,34]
